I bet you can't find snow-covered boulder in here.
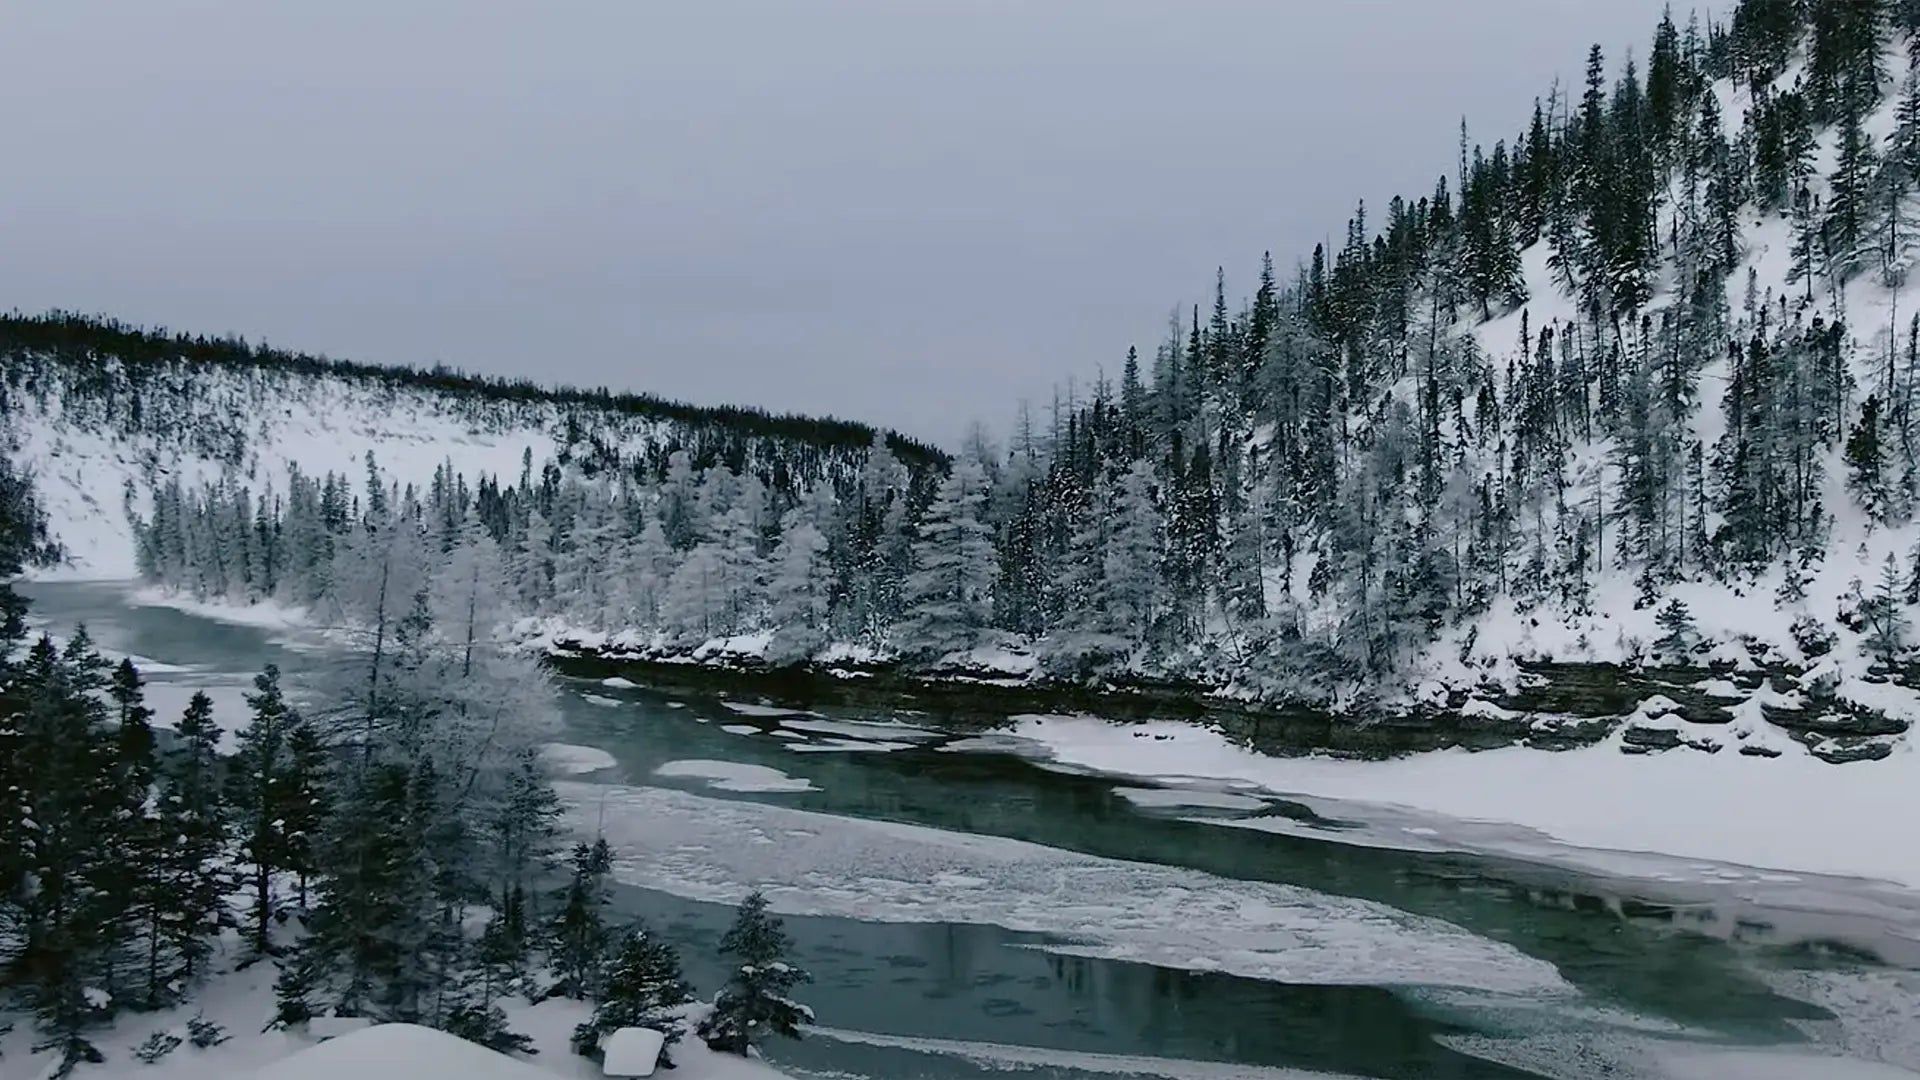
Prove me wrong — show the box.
[603,1026,667,1077]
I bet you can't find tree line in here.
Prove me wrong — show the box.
[0,462,809,1075]
[0,310,946,478]
[37,0,1920,698]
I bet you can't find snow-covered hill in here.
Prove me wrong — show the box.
[15,5,1920,776]
[0,315,936,581]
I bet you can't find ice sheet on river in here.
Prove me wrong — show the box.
[810,1026,1365,1079]
[656,760,818,793]
[779,716,938,741]
[552,780,1570,995]
[721,700,819,718]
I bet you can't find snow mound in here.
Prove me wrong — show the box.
[252,1024,550,1080]
[540,743,618,775]
[603,1025,666,1076]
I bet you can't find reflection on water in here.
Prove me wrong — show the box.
[613,886,1541,1080]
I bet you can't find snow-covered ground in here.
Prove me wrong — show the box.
[128,586,312,631]
[1002,714,1920,891]
[0,954,788,1080]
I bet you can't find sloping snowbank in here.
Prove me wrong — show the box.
[252,1024,552,1080]
[254,1017,792,1080]
[539,743,619,776]
[0,952,790,1080]
[1006,715,1920,889]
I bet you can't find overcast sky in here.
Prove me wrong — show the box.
[1,1,1720,446]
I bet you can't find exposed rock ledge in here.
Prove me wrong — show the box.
[544,641,1911,765]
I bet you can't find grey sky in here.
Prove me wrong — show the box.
[2,1,1716,446]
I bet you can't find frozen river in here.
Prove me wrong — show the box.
[23,581,1920,1080]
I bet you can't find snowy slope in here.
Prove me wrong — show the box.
[0,959,790,1080]
[6,360,624,579]
[1364,39,1920,744]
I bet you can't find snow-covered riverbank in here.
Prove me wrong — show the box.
[104,585,1920,891]
[1005,714,1920,891]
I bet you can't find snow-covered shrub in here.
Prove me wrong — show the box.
[1791,613,1838,659]
[134,1031,182,1064]
[187,1016,229,1048]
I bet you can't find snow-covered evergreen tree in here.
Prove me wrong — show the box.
[698,891,812,1056]
[571,924,693,1064]
[228,666,297,956]
[896,461,997,662]
[547,839,614,1002]
[764,509,832,666]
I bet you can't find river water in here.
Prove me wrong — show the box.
[21,581,1920,1080]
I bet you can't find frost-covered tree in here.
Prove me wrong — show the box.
[1107,459,1164,641]
[896,461,997,662]
[510,509,556,612]
[661,543,729,644]
[1043,485,1124,677]
[624,517,677,631]
[764,511,832,666]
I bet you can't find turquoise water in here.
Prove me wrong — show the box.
[22,581,1914,1079]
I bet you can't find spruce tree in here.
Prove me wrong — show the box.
[1867,552,1911,662]
[896,461,997,662]
[699,891,812,1056]
[1653,598,1699,661]
[573,924,694,1064]
[548,838,613,1001]
[9,635,119,1076]
[229,665,296,955]
[148,692,229,1001]
[279,718,331,911]
[106,658,164,1008]
[1847,394,1891,521]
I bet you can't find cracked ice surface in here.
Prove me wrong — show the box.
[554,781,1570,995]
